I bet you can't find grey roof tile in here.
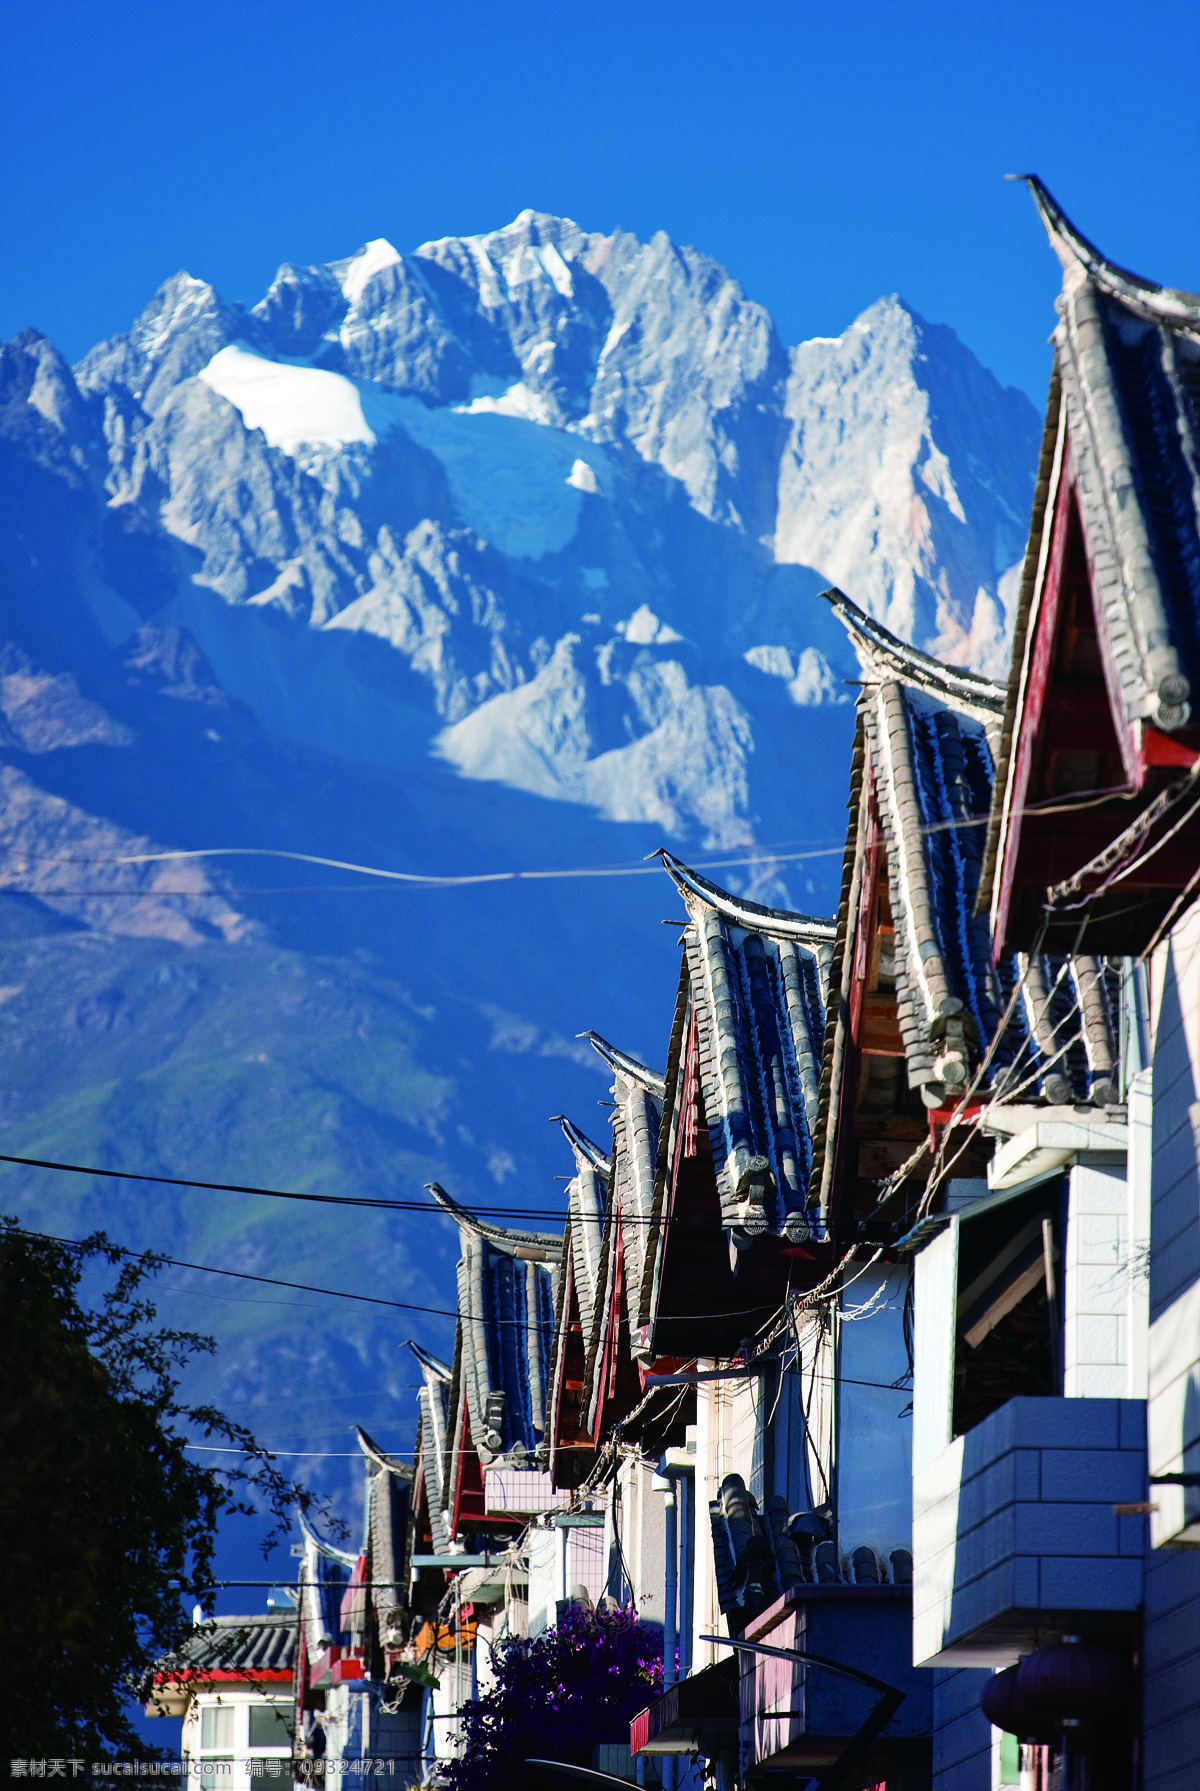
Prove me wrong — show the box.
[661,860,830,1244]
[161,1614,298,1677]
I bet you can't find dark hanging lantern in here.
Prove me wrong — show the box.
[1016,1637,1130,1725]
[980,1665,1054,1742]
[980,1640,1131,1738]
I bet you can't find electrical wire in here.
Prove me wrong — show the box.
[0,788,1147,901]
[0,1147,767,1235]
[10,1223,505,1327]
[0,841,846,887]
[0,1149,577,1222]
[915,910,1059,1219]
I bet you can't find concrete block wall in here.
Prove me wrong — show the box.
[932,1668,992,1791]
[691,1366,761,1671]
[1147,1274,1200,1548]
[1149,909,1200,1324]
[1144,1547,1200,1791]
[1141,891,1200,1788]
[325,1683,421,1783]
[913,1396,1146,1665]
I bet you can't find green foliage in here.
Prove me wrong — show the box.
[0,1219,334,1760]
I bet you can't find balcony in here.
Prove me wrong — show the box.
[735,1585,931,1778]
[913,1395,1146,1666]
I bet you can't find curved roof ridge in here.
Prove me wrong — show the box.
[355,1423,413,1477]
[298,1511,358,1568]
[406,1338,453,1382]
[656,849,836,943]
[1014,174,1200,333]
[577,1029,666,1097]
[425,1181,562,1256]
[823,586,1006,720]
[551,1113,612,1174]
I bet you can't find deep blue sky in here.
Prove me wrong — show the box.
[2,0,1197,404]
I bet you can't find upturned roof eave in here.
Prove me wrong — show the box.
[823,586,1006,725]
[579,1028,667,1097]
[1016,174,1200,336]
[426,1180,562,1257]
[552,1112,613,1174]
[655,850,837,945]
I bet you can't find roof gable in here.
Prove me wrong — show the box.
[980,181,1200,953]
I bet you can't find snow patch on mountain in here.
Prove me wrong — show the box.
[200,343,380,451]
[198,341,611,560]
[744,644,844,706]
[618,605,682,645]
[435,633,754,846]
[392,401,610,560]
[335,238,403,306]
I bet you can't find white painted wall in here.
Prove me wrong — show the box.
[527,1522,559,1637]
[1064,1163,1131,1397]
[913,1219,959,1468]
[1147,907,1200,1547]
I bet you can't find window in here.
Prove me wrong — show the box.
[248,1706,291,1749]
[952,1186,1062,1438]
[201,1706,234,1752]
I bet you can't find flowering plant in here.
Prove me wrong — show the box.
[443,1604,662,1790]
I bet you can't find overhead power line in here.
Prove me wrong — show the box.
[1,841,844,888]
[0,1147,727,1229]
[9,1224,466,1320]
[0,1147,570,1221]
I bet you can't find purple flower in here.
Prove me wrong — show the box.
[443,1606,662,1791]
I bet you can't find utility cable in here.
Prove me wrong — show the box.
[8,1223,474,1323]
[0,789,1145,896]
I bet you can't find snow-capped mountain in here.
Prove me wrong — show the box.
[69,210,1039,857]
[0,215,1040,1519]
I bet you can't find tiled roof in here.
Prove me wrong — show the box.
[828,590,1121,1108]
[980,178,1200,912]
[1013,951,1121,1107]
[812,651,1121,1211]
[409,1342,454,1556]
[657,856,830,1243]
[297,1517,353,1650]
[583,1033,663,1369]
[823,586,1007,733]
[708,1474,912,1631]
[434,1191,559,1469]
[552,1033,667,1424]
[861,682,1008,1095]
[359,1428,410,1615]
[545,1115,612,1474]
[168,1613,297,1675]
[552,1115,609,1355]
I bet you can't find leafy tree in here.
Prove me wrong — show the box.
[444,1604,663,1790]
[0,1219,333,1761]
